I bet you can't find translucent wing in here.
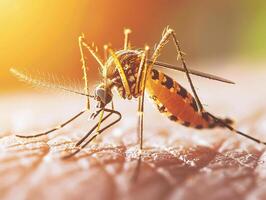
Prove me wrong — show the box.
[148,60,235,84]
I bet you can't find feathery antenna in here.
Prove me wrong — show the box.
[10,68,94,97]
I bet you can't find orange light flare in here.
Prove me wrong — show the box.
[0,0,184,93]
[0,1,106,92]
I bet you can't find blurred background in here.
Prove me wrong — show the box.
[0,0,265,93]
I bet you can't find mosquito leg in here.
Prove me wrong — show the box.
[206,112,266,146]
[16,110,86,138]
[130,47,149,182]
[63,108,122,159]
[137,46,149,150]
[151,27,204,112]
[169,30,204,111]
[108,47,132,98]
[135,51,146,95]
[151,27,265,146]
[124,28,132,50]
[134,50,146,147]
[75,108,105,147]
[89,109,102,120]
[103,44,108,63]
[79,34,90,110]
[80,37,106,74]
[137,96,144,150]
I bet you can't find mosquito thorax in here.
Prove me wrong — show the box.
[105,49,143,99]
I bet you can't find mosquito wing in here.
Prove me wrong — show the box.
[147,60,235,84]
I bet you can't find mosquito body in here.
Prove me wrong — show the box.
[105,49,231,129]
[11,27,266,158]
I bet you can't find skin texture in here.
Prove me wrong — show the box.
[1,67,266,200]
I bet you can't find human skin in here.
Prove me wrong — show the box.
[0,67,266,200]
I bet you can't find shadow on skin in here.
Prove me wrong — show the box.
[0,134,265,200]
[1,71,266,200]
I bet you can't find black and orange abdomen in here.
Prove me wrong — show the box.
[145,69,231,129]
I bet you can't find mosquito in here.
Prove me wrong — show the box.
[10,27,266,159]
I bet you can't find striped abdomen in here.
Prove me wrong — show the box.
[145,69,232,129]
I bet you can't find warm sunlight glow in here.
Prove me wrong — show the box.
[0,1,265,93]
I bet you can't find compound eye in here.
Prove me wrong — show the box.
[96,88,112,105]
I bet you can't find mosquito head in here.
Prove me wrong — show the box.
[94,84,113,108]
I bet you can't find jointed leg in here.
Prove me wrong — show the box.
[108,47,132,98]
[63,108,122,159]
[103,44,108,63]
[79,37,105,74]
[137,46,150,150]
[79,34,90,110]
[75,108,111,147]
[137,96,144,150]
[152,27,266,147]
[124,28,132,50]
[207,112,266,145]
[79,36,109,130]
[134,48,148,181]
[135,50,147,148]
[151,27,204,112]
[133,47,149,181]
[170,31,204,111]
[135,51,147,95]
[75,105,117,147]
[16,110,86,138]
